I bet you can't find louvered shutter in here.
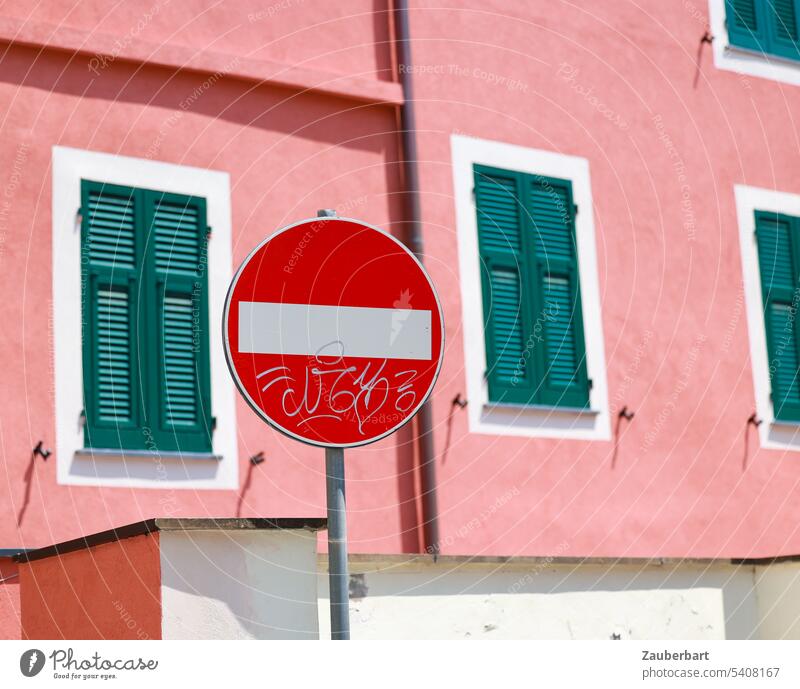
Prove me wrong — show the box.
[527,177,590,408]
[726,0,767,51]
[144,191,212,452]
[81,182,145,450]
[765,0,800,59]
[474,166,535,405]
[756,211,800,421]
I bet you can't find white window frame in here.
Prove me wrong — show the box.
[451,135,610,440]
[52,146,238,488]
[708,0,800,87]
[736,184,800,450]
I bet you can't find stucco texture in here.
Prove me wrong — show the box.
[20,533,162,640]
[0,1,799,563]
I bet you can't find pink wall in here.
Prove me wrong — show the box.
[0,0,394,82]
[1,1,800,561]
[410,0,800,559]
[0,29,412,554]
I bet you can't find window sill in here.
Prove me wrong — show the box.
[470,401,609,440]
[764,419,800,451]
[724,44,800,69]
[485,402,599,417]
[713,41,800,88]
[75,448,222,462]
[64,447,231,489]
[770,418,800,430]
[749,412,800,451]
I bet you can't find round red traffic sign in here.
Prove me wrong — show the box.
[223,216,444,448]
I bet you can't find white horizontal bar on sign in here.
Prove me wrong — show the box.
[238,302,432,360]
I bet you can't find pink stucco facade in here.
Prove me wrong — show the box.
[1,1,799,562]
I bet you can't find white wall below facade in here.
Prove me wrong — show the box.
[160,529,320,640]
[318,556,800,640]
[753,562,800,640]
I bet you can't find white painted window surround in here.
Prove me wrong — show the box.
[451,135,610,441]
[708,0,800,87]
[736,184,800,451]
[52,146,238,488]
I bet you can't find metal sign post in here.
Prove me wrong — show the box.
[325,446,350,639]
[317,209,350,640]
[222,208,444,641]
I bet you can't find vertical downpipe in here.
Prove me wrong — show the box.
[393,0,440,558]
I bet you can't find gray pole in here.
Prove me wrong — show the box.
[325,446,350,640]
[317,208,350,640]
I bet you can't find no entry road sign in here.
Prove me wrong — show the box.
[223,216,444,448]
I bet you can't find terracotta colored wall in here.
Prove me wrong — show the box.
[2,1,800,562]
[0,558,21,639]
[20,533,162,640]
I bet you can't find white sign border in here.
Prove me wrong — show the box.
[222,216,445,449]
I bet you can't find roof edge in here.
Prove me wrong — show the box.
[15,517,327,563]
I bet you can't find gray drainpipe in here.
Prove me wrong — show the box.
[393,0,440,558]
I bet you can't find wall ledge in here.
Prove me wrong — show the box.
[0,15,403,106]
[319,553,800,573]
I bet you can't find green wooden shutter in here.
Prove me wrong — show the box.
[756,210,800,421]
[81,181,213,454]
[527,176,590,408]
[81,181,146,450]
[726,0,768,51]
[474,165,591,409]
[727,0,800,59]
[474,165,535,405]
[766,0,800,59]
[144,191,213,452]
